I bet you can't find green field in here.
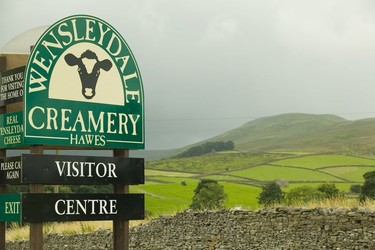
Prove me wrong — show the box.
[146,152,286,173]
[228,165,343,182]
[320,166,375,182]
[141,152,375,216]
[272,154,375,169]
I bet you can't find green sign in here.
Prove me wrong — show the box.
[23,15,144,149]
[0,193,21,222]
[0,111,23,149]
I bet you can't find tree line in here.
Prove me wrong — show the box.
[258,170,375,207]
[174,141,235,158]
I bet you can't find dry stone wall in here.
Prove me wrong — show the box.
[6,207,375,249]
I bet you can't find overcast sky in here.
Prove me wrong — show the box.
[1,0,375,150]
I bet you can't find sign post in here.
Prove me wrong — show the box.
[0,56,7,250]
[114,149,130,250]
[29,145,44,250]
[1,14,145,250]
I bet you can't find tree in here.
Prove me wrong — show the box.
[175,141,235,158]
[257,182,284,206]
[350,184,361,194]
[360,171,375,201]
[190,179,227,210]
[317,183,339,199]
[284,186,324,205]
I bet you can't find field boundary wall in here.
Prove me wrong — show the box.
[7,207,375,249]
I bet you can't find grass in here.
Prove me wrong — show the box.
[272,154,375,169]
[221,182,261,209]
[6,220,145,241]
[320,166,375,182]
[131,177,199,216]
[229,165,343,182]
[274,197,375,210]
[145,169,197,177]
[200,174,258,182]
[146,152,286,173]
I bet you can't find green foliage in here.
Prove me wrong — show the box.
[350,184,361,194]
[7,184,112,194]
[257,182,284,206]
[317,183,339,199]
[175,141,235,158]
[285,186,324,205]
[68,185,112,193]
[190,179,227,210]
[6,185,29,193]
[360,171,375,201]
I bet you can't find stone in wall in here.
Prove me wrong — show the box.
[6,207,375,249]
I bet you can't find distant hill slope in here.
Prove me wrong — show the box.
[130,149,176,161]
[200,113,375,155]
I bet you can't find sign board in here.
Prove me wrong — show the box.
[0,193,21,222]
[23,15,144,149]
[0,154,144,185]
[0,157,21,184]
[22,193,144,222]
[0,111,23,149]
[0,66,25,106]
[21,154,144,185]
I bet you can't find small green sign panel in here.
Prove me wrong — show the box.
[0,111,23,149]
[0,193,21,222]
[23,15,144,149]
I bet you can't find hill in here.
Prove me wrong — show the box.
[204,113,375,155]
[136,113,375,217]
[136,113,375,160]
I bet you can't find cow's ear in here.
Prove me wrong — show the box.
[65,53,79,66]
[99,59,113,71]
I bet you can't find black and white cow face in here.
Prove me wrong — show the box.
[64,50,112,99]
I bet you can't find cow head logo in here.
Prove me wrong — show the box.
[64,50,113,99]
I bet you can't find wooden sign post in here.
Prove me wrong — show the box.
[0,55,7,250]
[29,145,44,250]
[114,149,130,250]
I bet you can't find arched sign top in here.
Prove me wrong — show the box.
[23,15,145,149]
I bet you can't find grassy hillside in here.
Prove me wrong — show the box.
[136,113,375,216]
[130,113,375,160]
[140,152,375,216]
[183,113,375,155]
